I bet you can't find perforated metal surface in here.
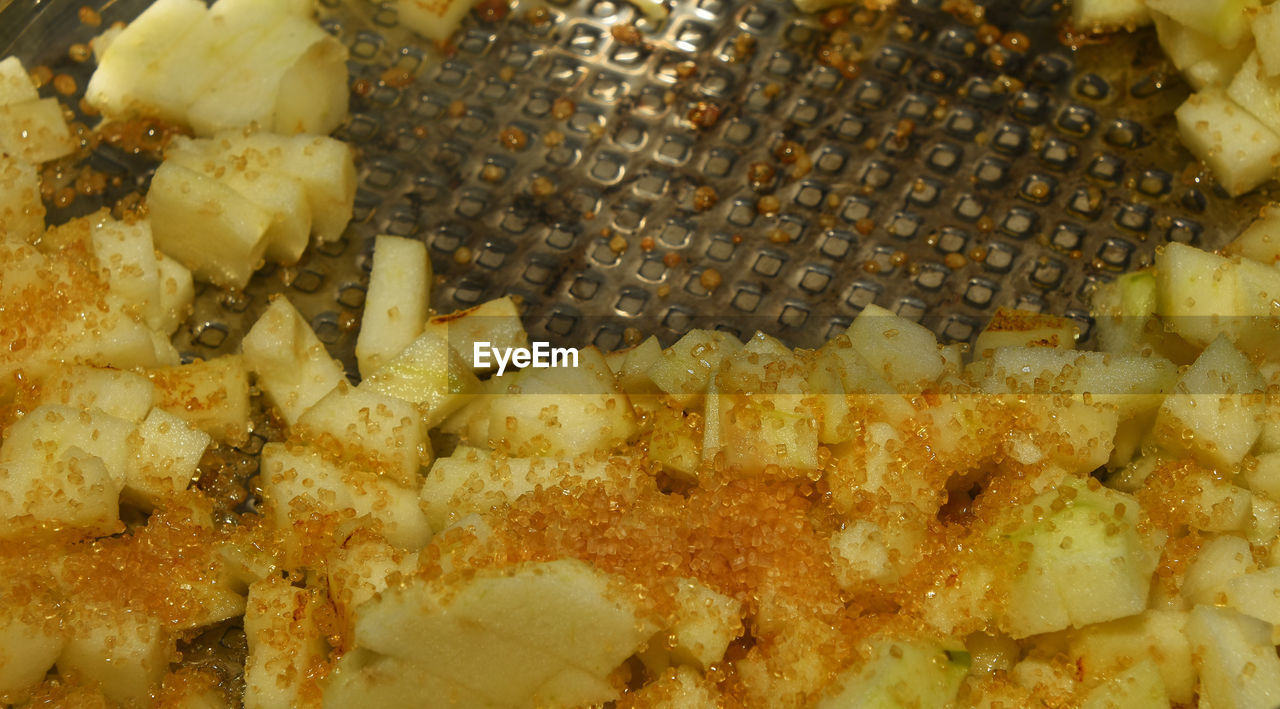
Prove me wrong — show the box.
[0,0,1266,372]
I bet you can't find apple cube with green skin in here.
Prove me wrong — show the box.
[56,605,171,707]
[1068,610,1194,705]
[0,154,43,244]
[1147,0,1259,49]
[148,355,251,445]
[420,296,529,374]
[360,327,480,429]
[344,559,656,708]
[486,346,637,457]
[356,235,431,377]
[295,381,426,488]
[1071,0,1149,32]
[244,576,328,709]
[1154,335,1264,468]
[1001,480,1158,638]
[646,329,743,407]
[813,639,968,709]
[259,442,431,549]
[242,296,348,426]
[1187,605,1280,709]
[1175,89,1280,197]
[844,303,944,388]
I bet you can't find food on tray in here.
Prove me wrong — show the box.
[8,0,1280,706]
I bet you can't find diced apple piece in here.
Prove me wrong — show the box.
[356,235,431,376]
[0,448,119,537]
[216,132,355,242]
[149,355,251,444]
[0,98,75,164]
[1152,11,1223,72]
[487,346,637,457]
[154,253,193,334]
[89,215,164,326]
[1068,609,1194,705]
[260,442,431,549]
[296,381,425,487]
[1226,204,1280,265]
[646,329,743,406]
[1187,605,1280,709]
[57,606,172,707]
[242,296,347,426]
[972,307,1077,357]
[148,162,272,289]
[981,346,1176,419]
[666,578,742,670]
[1183,534,1254,606]
[165,136,313,265]
[1071,0,1149,32]
[1253,5,1280,76]
[1224,566,1280,626]
[361,328,479,428]
[421,296,529,374]
[0,57,37,106]
[713,336,818,474]
[188,14,348,136]
[84,0,209,121]
[324,650,488,707]
[648,404,702,480]
[1078,658,1169,709]
[1175,88,1280,197]
[353,559,655,707]
[0,603,65,702]
[126,408,211,507]
[244,576,328,709]
[397,0,485,42]
[1227,51,1280,131]
[844,303,943,388]
[1,404,135,488]
[830,518,924,588]
[1155,242,1243,346]
[1154,335,1264,468]
[37,365,155,423]
[0,154,42,243]
[326,535,419,634]
[813,638,968,709]
[1147,0,1259,49]
[1001,480,1158,638]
